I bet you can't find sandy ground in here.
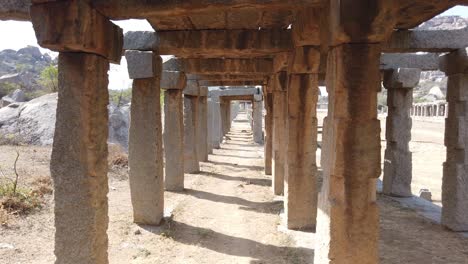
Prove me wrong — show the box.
[1,112,467,263]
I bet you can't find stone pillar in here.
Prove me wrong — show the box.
[382,68,420,197]
[315,44,382,264]
[164,89,185,190]
[253,96,264,144]
[30,1,123,263]
[272,71,288,195]
[285,74,319,229]
[264,91,274,175]
[53,52,110,264]
[184,95,200,173]
[126,52,164,225]
[284,47,320,230]
[210,96,222,149]
[440,49,468,231]
[207,98,214,154]
[197,88,209,162]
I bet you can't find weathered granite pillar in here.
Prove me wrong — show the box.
[440,49,468,231]
[272,71,288,195]
[210,93,223,149]
[197,87,209,162]
[207,98,214,154]
[315,44,382,264]
[264,91,274,175]
[284,46,320,230]
[253,96,264,144]
[126,51,164,225]
[313,2,398,261]
[164,89,185,190]
[382,68,420,197]
[30,1,123,263]
[54,52,111,264]
[184,82,200,173]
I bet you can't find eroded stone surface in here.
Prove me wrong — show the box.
[315,44,381,264]
[129,74,164,225]
[30,0,123,63]
[52,53,110,264]
[164,89,185,191]
[184,95,200,173]
[284,73,318,230]
[383,68,420,197]
[440,50,468,231]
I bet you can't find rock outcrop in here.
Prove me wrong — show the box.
[0,93,131,149]
[0,46,54,97]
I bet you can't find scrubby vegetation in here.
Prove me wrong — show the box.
[0,150,53,227]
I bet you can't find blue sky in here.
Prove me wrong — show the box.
[0,6,467,89]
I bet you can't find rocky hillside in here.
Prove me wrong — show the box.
[0,46,55,99]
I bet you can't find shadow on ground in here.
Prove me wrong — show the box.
[198,171,271,187]
[184,188,282,215]
[141,221,314,263]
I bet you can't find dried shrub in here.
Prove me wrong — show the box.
[108,144,128,168]
[0,207,9,227]
[0,182,42,215]
[31,176,53,196]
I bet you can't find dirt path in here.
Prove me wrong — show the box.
[1,112,468,263]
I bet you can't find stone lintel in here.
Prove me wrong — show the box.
[381,53,439,71]
[30,0,123,64]
[125,51,161,79]
[210,87,259,98]
[288,46,321,74]
[161,71,187,90]
[92,0,322,19]
[163,58,273,75]
[199,80,264,87]
[124,31,159,51]
[383,68,421,89]
[439,48,468,75]
[384,28,468,53]
[157,29,292,57]
[0,0,30,21]
[123,29,292,58]
[186,74,266,82]
[220,95,254,101]
[183,80,199,96]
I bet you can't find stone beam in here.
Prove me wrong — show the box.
[161,71,187,90]
[186,74,266,82]
[220,95,254,101]
[124,29,292,58]
[0,0,30,21]
[395,0,465,29]
[210,87,259,97]
[384,28,468,53]
[380,53,440,71]
[92,0,322,19]
[30,0,123,64]
[199,80,264,86]
[163,58,273,75]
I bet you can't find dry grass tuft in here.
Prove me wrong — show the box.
[108,144,129,168]
[31,176,53,196]
[0,182,42,215]
[0,207,9,227]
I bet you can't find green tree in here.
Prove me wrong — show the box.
[39,65,58,92]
